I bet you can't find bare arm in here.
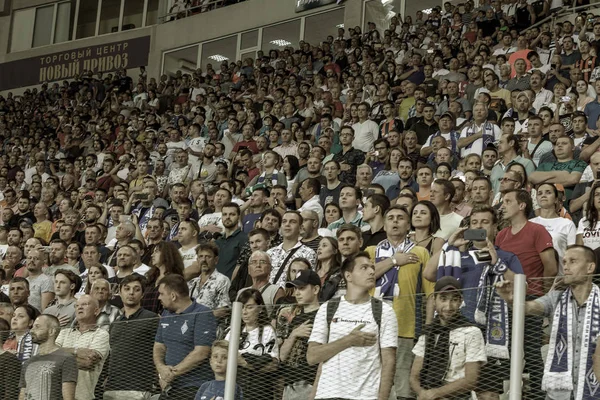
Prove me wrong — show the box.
[425,362,482,399]
[410,355,425,395]
[495,280,547,316]
[19,389,25,400]
[457,131,482,149]
[41,292,55,311]
[378,347,396,400]
[529,171,582,186]
[62,382,76,400]
[540,248,558,292]
[580,137,600,162]
[576,234,584,246]
[569,187,591,214]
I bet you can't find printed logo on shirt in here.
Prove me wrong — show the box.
[332,317,372,325]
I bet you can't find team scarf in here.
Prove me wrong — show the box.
[132,204,155,235]
[436,244,510,359]
[464,121,495,151]
[431,130,460,154]
[542,284,600,399]
[256,169,280,188]
[374,237,415,301]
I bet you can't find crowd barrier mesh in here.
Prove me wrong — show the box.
[3,275,598,400]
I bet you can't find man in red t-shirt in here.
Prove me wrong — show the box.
[496,188,557,400]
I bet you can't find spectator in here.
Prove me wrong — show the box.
[154,274,216,398]
[307,252,397,400]
[3,304,40,362]
[144,241,185,314]
[19,314,77,400]
[426,205,524,397]
[44,269,80,327]
[55,294,110,400]
[215,202,248,279]
[91,279,122,327]
[9,277,31,309]
[497,189,557,398]
[333,126,366,186]
[496,245,600,400]
[279,269,322,399]
[226,288,279,399]
[410,277,487,399]
[104,274,159,399]
[26,248,55,311]
[46,239,80,277]
[327,185,368,234]
[372,205,434,398]
[267,211,316,287]
[361,194,390,249]
[193,340,243,400]
[188,242,231,317]
[300,210,322,253]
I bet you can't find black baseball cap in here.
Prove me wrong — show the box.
[286,270,321,288]
[434,276,462,293]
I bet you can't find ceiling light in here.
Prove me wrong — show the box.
[336,23,344,28]
[422,8,433,14]
[270,39,292,47]
[208,54,228,62]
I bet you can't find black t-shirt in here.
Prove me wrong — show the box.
[279,309,319,385]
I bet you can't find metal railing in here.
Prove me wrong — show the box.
[159,0,247,24]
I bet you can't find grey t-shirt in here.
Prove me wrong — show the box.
[19,349,78,398]
[27,274,54,311]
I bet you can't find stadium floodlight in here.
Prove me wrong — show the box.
[270,39,292,47]
[422,8,433,14]
[208,54,229,62]
[336,24,344,28]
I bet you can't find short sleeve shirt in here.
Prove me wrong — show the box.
[27,274,54,311]
[155,301,217,388]
[19,349,78,398]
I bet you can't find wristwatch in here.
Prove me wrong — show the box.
[390,256,398,266]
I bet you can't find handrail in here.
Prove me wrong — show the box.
[158,0,228,23]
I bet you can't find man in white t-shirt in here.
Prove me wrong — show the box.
[410,276,487,399]
[307,251,397,400]
[430,180,464,240]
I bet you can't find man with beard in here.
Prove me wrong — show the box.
[385,158,419,203]
[215,203,248,279]
[198,142,218,187]
[410,277,487,399]
[19,314,78,400]
[188,243,231,318]
[45,239,79,277]
[108,246,141,285]
[24,248,55,313]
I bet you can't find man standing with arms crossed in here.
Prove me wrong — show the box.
[307,252,397,400]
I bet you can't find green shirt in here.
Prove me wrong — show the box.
[536,159,587,202]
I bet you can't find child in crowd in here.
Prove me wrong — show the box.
[195,340,243,400]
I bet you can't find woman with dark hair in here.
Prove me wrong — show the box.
[2,304,40,362]
[316,237,344,301]
[410,201,445,255]
[283,155,300,205]
[576,182,600,250]
[81,264,109,297]
[322,203,342,228]
[226,288,278,400]
[143,241,185,314]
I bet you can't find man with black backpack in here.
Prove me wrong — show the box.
[410,276,487,400]
[307,252,397,400]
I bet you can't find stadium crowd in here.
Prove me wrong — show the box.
[3,0,600,399]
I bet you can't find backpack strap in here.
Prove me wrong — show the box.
[371,297,383,333]
[326,297,341,338]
